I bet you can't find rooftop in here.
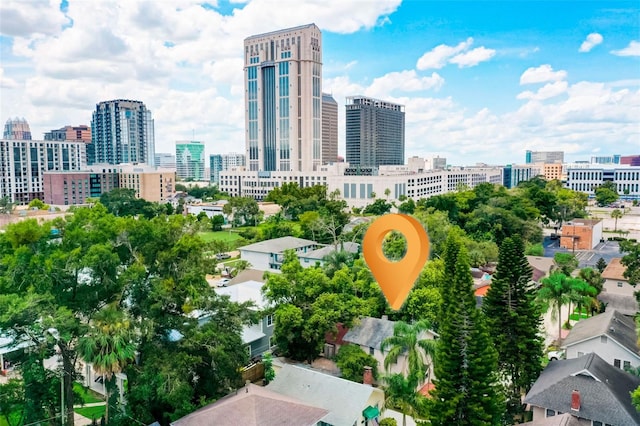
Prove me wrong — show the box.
[170,383,328,426]
[239,236,317,254]
[342,316,396,350]
[601,257,628,281]
[561,309,638,357]
[299,242,360,261]
[524,353,640,426]
[214,280,268,310]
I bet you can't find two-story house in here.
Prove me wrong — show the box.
[238,236,319,271]
[215,280,274,358]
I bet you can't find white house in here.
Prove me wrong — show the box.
[561,309,640,370]
[186,201,228,219]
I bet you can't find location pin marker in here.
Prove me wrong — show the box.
[362,214,430,310]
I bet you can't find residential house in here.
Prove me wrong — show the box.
[298,242,360,268]
[599,258,638,316]
[561,309,640,370]
[185,201,228,220]
[520,412,583,426]
[238,236,319,271]
[214,280,274,358]
[527,255,555,283]
[170,383,329,426]
[560,219,603,251]
[524,352,640,426]
[266,364,385,426]
[341,316,437,380]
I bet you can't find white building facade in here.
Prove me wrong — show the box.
[564,165,640,202]
[0,139,86,204]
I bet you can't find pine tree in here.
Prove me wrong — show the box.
[482,237,544,419]
[430,233,504,425]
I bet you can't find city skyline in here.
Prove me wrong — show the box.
[1,0,638,166]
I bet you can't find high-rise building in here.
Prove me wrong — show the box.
[210,153,246,184]
[91,100,155,166]
[1,139,86,204]
[3,118,32,140]
[321,93,338,164]
[155,153,176,168]
[345,96,405,168]
[176,141,205,181]
[44,125,91,142]
[244,24,322,172]
[525,150,564,164]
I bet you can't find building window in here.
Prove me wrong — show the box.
[546,409,555,417]
[267,314,274,327]
[617,282,623,287]
[614,359,621,368]
[246,345,251,357]
[624,361,631,370]
[369,347,374,356]
[577,352,584,357]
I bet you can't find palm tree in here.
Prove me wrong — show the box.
[537,272,574,343]
[380,320,436,388]
[611,208,623,232]
[322,247,354,278]
[383,373,422,426]
[78,307,136,423]
[569,279,598,320]
[578,267,604,296]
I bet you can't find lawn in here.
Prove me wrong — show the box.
[75,405,106,419]
[198,230,244,244]
[569,308,590,322]
[74,382,104,404]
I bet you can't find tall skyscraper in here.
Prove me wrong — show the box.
[525,150,564,164]
[345,96,405,168]
[91,100,155,166]
[44,125,91,142]
[176,141,205,181]
[244,24,322,172]
[210,153,246,184]
[3,118,32,140]
[321,93,338,164]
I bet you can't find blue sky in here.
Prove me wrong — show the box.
[1,0,638,165]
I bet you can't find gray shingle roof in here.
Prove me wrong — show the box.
[266,364,382,426]
[524,353,640,426]
[598,292,639,316]
[238,236,317,253]
[299,242,360,261]
[342,316,396,350]
[171,383,328,426]
[561,309,639,358]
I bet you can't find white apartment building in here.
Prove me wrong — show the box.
[219,162,503,208]
[564,165,640,201]
[0,139,86,204]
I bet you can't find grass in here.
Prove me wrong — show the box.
[569,308,590,322]
[75,405,106,419]
[198,230,244,244]
[74,382,104,404]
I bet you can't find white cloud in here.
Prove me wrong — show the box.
[0,68,19,89]
[0,0,70,37]
[579,33,603,52]
[366,70,444,98]
[611,40,640,56]
[516,81,568,101]
[520,64,567,85]
[450,46,496,68]
[416,38,473,70]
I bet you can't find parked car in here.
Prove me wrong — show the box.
[217,278,231,287]
[216,253,231,260]
[548,349,565,361]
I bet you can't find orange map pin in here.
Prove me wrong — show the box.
[362,214,430,310]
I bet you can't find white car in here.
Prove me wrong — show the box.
[217,278,231,287]
[547,350,565,361]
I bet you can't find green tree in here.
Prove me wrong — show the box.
[429,234,504,425]
[78,307,136,423]
[335,344,378,383]
[0,196,13,214]
[553,252,579,276]
[595,257,607,273]
[28,198,49,210]
[611,208,623,232]
[263,352,275,384]
[482,237,544,418]
[398,198,416,214]
[0,379,25,426]
[595,184,618,207]
[380,320,436,387]
[227,196,261,226]
[211,214,225,231]
[536,272,575,342]
[383,373,425,426]
[363,199,392,215]
[620,240,640,286]
[578,267,604,295]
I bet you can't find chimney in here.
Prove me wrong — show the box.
[363,366,373,386]
[571,390,580,411]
